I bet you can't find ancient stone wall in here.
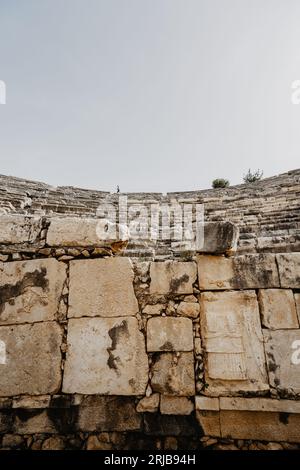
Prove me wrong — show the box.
[0,172,299,450]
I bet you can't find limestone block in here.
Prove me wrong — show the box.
[196,411,221,437]
[195,396,219,411]
[220,410,300,442]
[276,253,300,288]
[142,304,165,315]
[263,329,300,393]
[47,217,124,246]
[62,316,148,395]
[0,259,66,325]
[160,396,194,415]
[68,258,138,318]
[258,289,299,329]
[200,221,239,254]
[0,322,62,396]
[77,396,142,432]
[198,254,279,290]
[147,317,193,352]
[0,215,42,245]
[149,261,197,294]
[200,291,269,395]
[177,302,200,319]
[220,397,300,413]
[14,410,57,434]
[150,352,195,396]
[136,394,160,413]
[12,395,50,409]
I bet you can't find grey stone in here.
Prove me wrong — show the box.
[276,253,300,288]
[0,215,42,245]
[151,352,195,396]
[150,261,197,294]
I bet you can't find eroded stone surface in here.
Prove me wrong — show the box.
[0,322,62,396]
[150,352,195,396]
[200,290,269,395]
[77,396,141,432]
[160,396,194,415]
[295,293,300,324]
[68,258,138,318]
[47,217,124,246]
[0,259,66,325]
[263,329,300,393]
[147,317,193,352]
[136,394,160,413]
[258,289,299,329]
[220,397,300,413]
[177,302,199,319]
[276,253,300,288]
[63,316,148,395]
[150,261,197,294]
[200,221,239,254]
[198,254,279,290]
[0,215,42,245]
[220,410,300,442]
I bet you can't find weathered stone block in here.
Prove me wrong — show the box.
[68,258,138,318]
[47,217,121,247]
[0,259,66,325]
[200,291,268,395]
[62,316,148,395]
[147,317,193,352]
[200,221,239,255]
[144,413,199,436]
[14,409,57,434]
[258,289,299,329]
[177,302,200,318]
[142,304,165,315]
[160,396,194,415]
[12,395,50,409]
[0,215,42,245]
[151,352,195,396]
[220,410,300,442]
[196,411,221,437]
[195,396,219,411]
[136,394,160,413]
[198,254,279,290]
[0,322,62,396]
[149,261,197,294]
[264,329,300,393]
[276,253,300,288]
[220,397,300,413]
[77,397,141,432]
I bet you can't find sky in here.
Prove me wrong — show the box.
[0,0,299,192]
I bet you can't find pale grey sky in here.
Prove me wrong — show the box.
[0,0,299,192]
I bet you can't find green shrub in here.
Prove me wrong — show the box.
[243,169,263,183]
[212,178,230,188]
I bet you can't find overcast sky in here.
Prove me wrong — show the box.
[0,0,299,192]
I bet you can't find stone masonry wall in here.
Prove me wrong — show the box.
[0,173,299,450]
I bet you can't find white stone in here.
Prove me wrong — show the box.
[147,317,193,352]
[62,316,148,395]
[0,259,67,325]
[258,289,299,329]
[149,261,197,294]
[0,322,62,396]
[200,290,269,395]
[68,258,138,318]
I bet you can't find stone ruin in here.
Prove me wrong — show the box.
[0,169,299,450]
